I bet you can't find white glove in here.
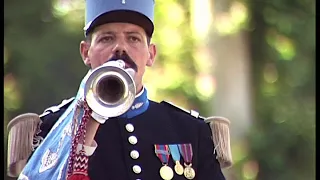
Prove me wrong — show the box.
[91,111,108,124]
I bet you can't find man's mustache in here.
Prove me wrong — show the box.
[109,53,138,72]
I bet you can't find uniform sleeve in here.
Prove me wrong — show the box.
[196,122,226,180]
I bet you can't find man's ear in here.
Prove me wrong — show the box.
[146,43,157,67]
[80,40,91,66]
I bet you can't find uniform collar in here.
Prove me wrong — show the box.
[119,87,149,119]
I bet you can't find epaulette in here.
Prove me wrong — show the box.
[161,101,205,120]
[6,97,75,177]
[204,116,233,169]
[161,100,233,169]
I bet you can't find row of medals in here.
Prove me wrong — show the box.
[159,160,195,180]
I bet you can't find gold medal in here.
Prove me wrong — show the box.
[154,145,174,180]
[174,161,184,175]
[159,165,174,180]
[184,164,196,179]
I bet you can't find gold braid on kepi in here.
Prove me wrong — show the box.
[204,116,233,169]
[6,113,41,177]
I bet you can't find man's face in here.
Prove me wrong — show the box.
[80,22,157,93]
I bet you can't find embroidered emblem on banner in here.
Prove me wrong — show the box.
[39,121,72,173]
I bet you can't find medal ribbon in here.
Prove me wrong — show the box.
[178,143,193,164]
[154,144,171,164]
[168,144,181,162]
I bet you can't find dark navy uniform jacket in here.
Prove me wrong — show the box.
[33,100,225,180]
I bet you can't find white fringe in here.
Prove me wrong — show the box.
[7,113,41,177]
[205,116,233,169]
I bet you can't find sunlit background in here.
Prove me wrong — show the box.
[4,0,315,179]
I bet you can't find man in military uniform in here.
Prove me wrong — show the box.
[6,0,232,179]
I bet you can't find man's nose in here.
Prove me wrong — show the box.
[114,49,126,56]
[112,40,128,55]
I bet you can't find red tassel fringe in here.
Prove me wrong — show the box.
[67,173,90,180]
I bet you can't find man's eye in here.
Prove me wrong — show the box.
[99,36,113,42]
[129,36,141,42]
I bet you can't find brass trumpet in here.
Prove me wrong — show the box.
[84,60,136,118]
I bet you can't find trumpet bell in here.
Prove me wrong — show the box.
[84,64,136,118]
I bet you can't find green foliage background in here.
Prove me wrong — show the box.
[4,0,315,179]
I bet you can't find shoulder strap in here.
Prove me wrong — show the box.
[39,97,75,119]
[160,101,205,120]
